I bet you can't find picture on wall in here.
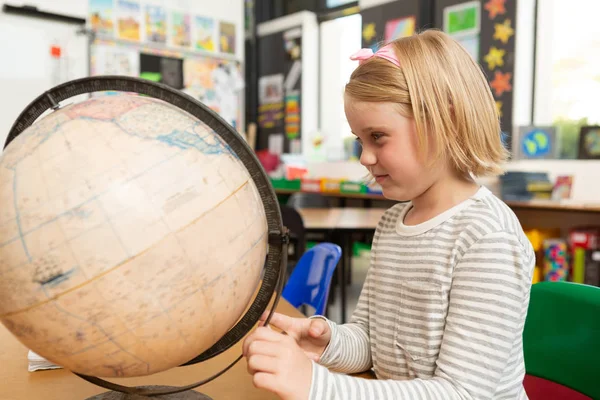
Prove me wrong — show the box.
[90,0,114,36]
[92,42,140,76]
[578,125,600,159]
[384,16,416,42]
[513,126,559,160]
[219,22,236,54]
[443,1,481,38]
[117,0,141,41]
[171,11,191,47]
[258,74,284,129]
[195,16,215,51]
[145,5,167,44]
[183,59,243,129]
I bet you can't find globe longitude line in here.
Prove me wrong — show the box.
[0,179,251,320]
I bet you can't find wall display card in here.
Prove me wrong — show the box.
[195,16,215,52]
[219,22,236,55]
[183,59,243,129]
[171,11,191,47]
[384,16,416,42]
[284,91,300,140]
[145,5,167,44]
[578,126,600,159]
[91,43,140,76]
[443,1,481,39]
[513,126,558,160]
[258,74,284,129]
[90,0,114,36]
[116,0,141,41]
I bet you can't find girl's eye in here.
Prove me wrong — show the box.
[371,133,383,141]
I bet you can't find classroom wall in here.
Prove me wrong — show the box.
[3,0,244,60]
[0,0,244,148]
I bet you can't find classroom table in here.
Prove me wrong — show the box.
[1,297,376,400]
[296,208,387,323]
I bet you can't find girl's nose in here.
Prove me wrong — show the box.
[359,147,376,167]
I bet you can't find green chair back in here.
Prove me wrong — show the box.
[523,281,600,399]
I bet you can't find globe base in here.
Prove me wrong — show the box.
[86,386,212,400]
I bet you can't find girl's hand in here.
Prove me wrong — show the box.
[243,326,313,400]
[248,311,331,361]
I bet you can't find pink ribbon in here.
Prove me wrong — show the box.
[349,44,401,68]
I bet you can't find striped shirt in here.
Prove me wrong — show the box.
[309,186,535,399]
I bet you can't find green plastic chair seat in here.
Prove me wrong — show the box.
[523,281,600,399]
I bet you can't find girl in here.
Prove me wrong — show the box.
[243,29,535,400]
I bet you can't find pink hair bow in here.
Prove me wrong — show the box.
[349,44,401,67]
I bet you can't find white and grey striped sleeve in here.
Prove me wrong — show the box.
[308,230,533,399]
[311,255,375,374]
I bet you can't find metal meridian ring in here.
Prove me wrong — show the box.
[4,76,288,397]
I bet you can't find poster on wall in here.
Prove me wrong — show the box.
[90,0,114,36]
[195,16,215,52]
[183,59,244,129]
[257,74,284,129]
[91,42,140,76]
[171,11,191,47]
[384,16,416,42]
[512,126,559,160]
[443,1,481,60]
[116,0,141,41]
[219,22,236,54]
[360,0,426,50]
[578,126,600,159]
[145,5,167,44]
[284,91,300,140]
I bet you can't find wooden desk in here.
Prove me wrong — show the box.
[0,299,303,400]
[296,208,386,323]
[297,208,385,231]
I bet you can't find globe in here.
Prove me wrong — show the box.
[0,78,282,393]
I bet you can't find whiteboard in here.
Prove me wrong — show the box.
[0,11,89,150]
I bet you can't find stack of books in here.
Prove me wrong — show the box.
[500,172,554,201]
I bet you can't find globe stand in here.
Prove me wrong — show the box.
[87,386,211,399]
[4,76,290,400]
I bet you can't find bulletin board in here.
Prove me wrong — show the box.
[88,0,245,131]
[435,0,517,150]
[256,29,303,153]
[256,11,319,157]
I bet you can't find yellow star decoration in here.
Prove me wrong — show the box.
[495,101,503,117]
[484,46,505,70]
[494,19,514,44]
[362,23,376,42]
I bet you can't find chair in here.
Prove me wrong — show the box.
[282,243,342,316]
[280,205,306,277]
[523,281,600,400]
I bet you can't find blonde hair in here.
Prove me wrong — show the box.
[345,29,508,177]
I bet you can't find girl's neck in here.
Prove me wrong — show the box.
[404,172,480,226]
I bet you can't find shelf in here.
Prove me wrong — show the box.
[275,189,600,212]
[505,200,600,213]
[275,188,385,200]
